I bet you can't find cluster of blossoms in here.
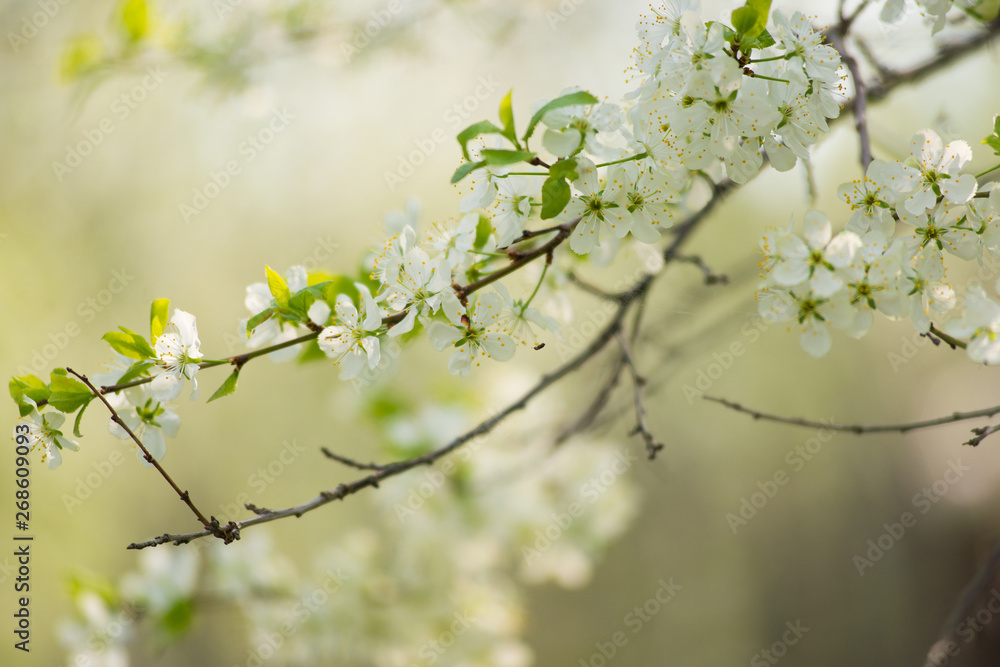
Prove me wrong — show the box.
[57,393,639,667]
[630,2,844,183]
[757,129,1000,361]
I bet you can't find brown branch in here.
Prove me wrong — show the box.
[705,395,1000,438]
[829,29,873,171]
[615,330,664,460]
[67,368,238,544]
[127,287,639,549]
[321,447,392,471]
[673,254,728,285]
[127,19,1000,548]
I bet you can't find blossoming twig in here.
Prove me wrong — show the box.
[66,367,239,544]
[705,395,1000,441]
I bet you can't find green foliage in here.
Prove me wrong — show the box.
[265,265,291,308]
[206,370,239,403]
[984,114,1000,156]
[10,375,50,417]
[523,90,599,142]
[540,174,571,219]
[150,298,170,344]
[102,327,155,360]
[48,370,94,414]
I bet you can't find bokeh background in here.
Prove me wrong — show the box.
[2,0,1000,664]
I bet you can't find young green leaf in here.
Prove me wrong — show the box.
[451,160,486,184]
[102,328,155,360]
[48,372,94,413]
[118,360,154,385]
[150,298,170,344]
[523,91,599,143]
[246,307,277,338]
[481,149,537,166]
[72,397,94,438]
[207,370,240,403]
[499,89,519,147]
[265,265,291,308]
[474,214,493,250]
[540,175,571,220]
[549,158,580,181]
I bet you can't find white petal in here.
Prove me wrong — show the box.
[800,321,832,358]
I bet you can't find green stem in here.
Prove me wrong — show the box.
[975,163,1000,179]
[595,152,648,168]
[748,55,789,64]
[929,324,967,350]
[750,74,790,84]
[523,263,549,309]
[505,171,549,176]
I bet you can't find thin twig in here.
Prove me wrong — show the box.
[828,28,873,170]
[966,423,1000,447]
[705,395,1000,436]
[674,254,728,285]
[67,368,238,544]
[321,447,391,471]
[615,330,665,460]
[128,289,638,549]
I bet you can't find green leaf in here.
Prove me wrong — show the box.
[742,28,775,51]
[481,149,536,166]
[102,328,155,360]
[265,265,291,308]
[121,0,148,41]
[549,158,580,181]
[150,298,170,344]
[540,175,571,220]
[451,160,486,184]
[286,289,316,319]
[708,21,737,44]
[523,91,599,142]
[499,89,518,146]
[732,7,759,36]
[207,370,239,403]
[474,214,492,250]
[10,375,50,416]
[994,114,1000,136]
[984,135,1000,156]
[456,121,505,160]
[48,372,94,413]
[733,0,771,41]
[246,307,277,338]
[73,397,94,438]
[118,360,154,386]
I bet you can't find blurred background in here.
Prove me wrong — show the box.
[2,0,1000,664]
